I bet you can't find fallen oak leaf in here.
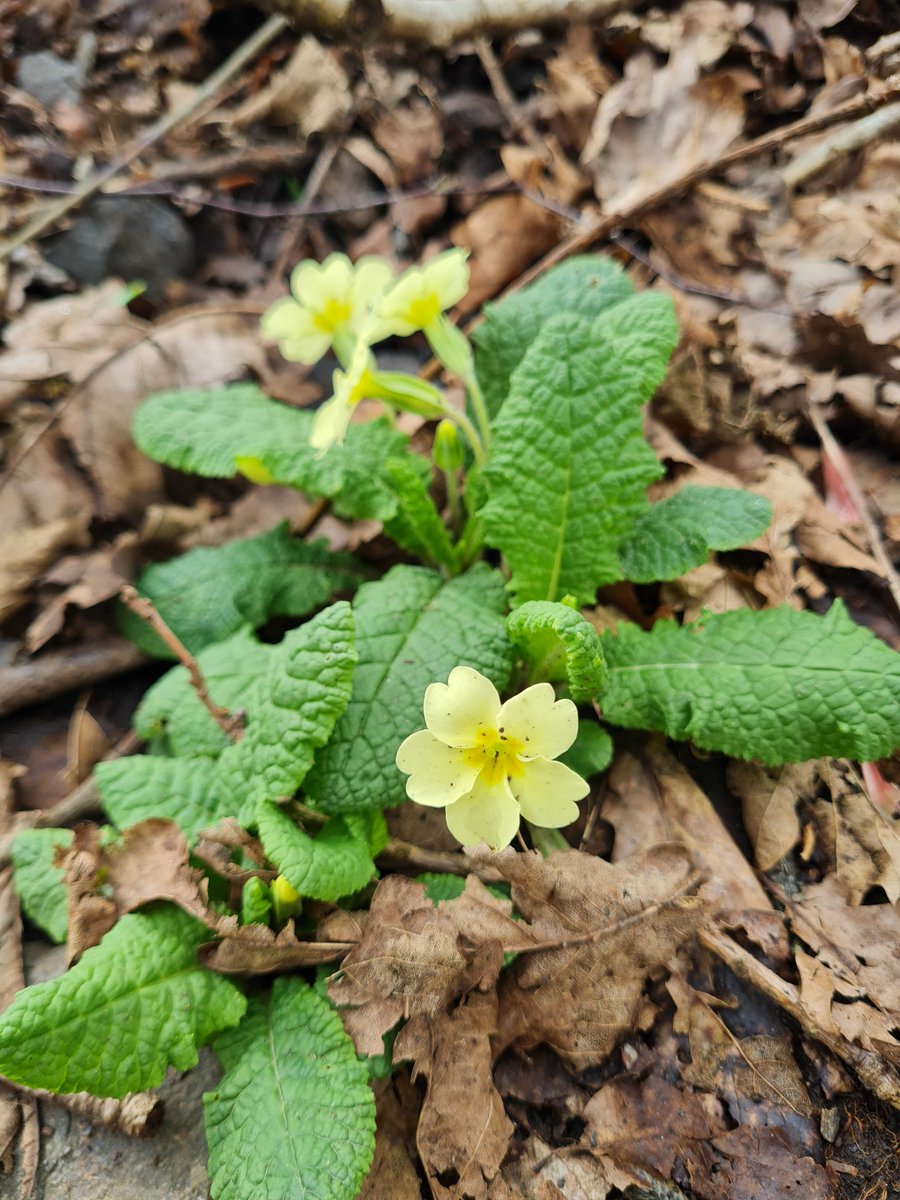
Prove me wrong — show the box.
[487,843,705,1069]
[394,989,513,1200]
[58,824,116,963]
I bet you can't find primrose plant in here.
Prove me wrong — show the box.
[3,251,900,1200]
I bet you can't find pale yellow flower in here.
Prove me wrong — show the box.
[373,248,469,341]
[395,666,589,851]
[310,338,379,452]
[262,254,393,365]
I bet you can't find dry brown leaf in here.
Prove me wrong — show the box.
[395,990,513,1200]
[357,1075,422,1200]
[729,760,816,872]
[583,23,744,211]
[0,515,90,623]
[59,308,267,520]
[452,194,562,312]
[489,843,704,1069]
[813,774,900,902]
[228,36,351,134]
[329,874,527,1057]
[372,99,443,183]
[489,1134,613,1199]
[0,423,95,538]
[0,282,143,415]
[65,700,111,789]
[59,824,117,963]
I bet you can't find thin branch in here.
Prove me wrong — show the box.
[118,587,242,739]
[474,37,545,158]
[806,406,900,618]
[377,838,505,884]
[781,99,900,189]
[698,922,900,1110]
[0,13,288,261]
[0,639,146,719]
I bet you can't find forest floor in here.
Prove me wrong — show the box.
[1,0,899,1197]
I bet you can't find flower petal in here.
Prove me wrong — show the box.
[509,757,588,828]
[396,730,480,808]
[292,254,353,306]
[445,773,520,850]
[310,394,352,452]
[423,666,501,748]
[351,258,394,323]
[423,248,469,310]
[497,684,578,760]
[373,270,424,338]
[261,298,332,363]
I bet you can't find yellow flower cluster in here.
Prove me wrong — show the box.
[261,249,471,452]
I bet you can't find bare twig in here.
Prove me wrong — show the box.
[118,587,242,739]
[0,639,146,719]
[378,838,505,884]
[0,13,288,260]
[474,37,545,158]
[781,99,900,189]
[806,406,900,618]
[698,922,900,1110]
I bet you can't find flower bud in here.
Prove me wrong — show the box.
[433,420,463,473]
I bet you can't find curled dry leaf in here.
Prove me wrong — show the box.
[0,515,91,624]
[329,874,528,1058]
[489,842,704,1069]
[395,990,513,1200]
[812,771,900,903]
[58,824,117,963]
[728,760,817,872]
[227,36,351,134]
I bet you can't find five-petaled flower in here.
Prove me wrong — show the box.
[261,253,393,366]
[395,666,589,851]
[373,248,469,342]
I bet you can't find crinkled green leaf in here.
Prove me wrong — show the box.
[240,877,272,927]
[0,905,246,1097]
[135,628,274,757]
[599,602,900,765]
[482,294,679,605]
[305,565,514,814]
[473,256,635,418]
[96,755,232,844]
[118,523,360,656]
[205,976,375,1200]
[134,384,409,520]
[216,601,356,821]
[507,601,607,700]
[11,828,73,944]
[559,721,614,779]
[617,486,773,584]
[255,801,377,902]
[382,456,460,572]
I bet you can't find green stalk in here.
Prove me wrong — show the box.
[526,823,570,857]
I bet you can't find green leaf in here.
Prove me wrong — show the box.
[96,755,232,844]
[473,256,635,418]
[0,905,246,1097]
[381,457,460,572]
[617,487,773,584]
[305,564,514,814]
[11,828,73,943]
[559,721,614,778]
[118,523,360,656]
[599,602,900,765]
[240,877,272,926]
[204,977,375,1200]
[256,801,377,902]
[507,601,607,700]
[482,293,679,605]
[134,384,410,520]
[216,601,356,819]
[135,628,274,757]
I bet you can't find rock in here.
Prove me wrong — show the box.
[17,52,85,109]
[44,197,195,301]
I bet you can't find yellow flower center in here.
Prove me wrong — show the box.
[314,297,353,333]
[405,291,442,330]
[463,727,526,787]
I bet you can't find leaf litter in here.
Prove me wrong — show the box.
[3,0,900,1196]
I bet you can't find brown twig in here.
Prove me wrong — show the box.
[378,838,505,884]
[118,587,242,739]
[474,37,545,158]
[781,99,900,189]
[0,639,146,719]
[698,922,900,1110]
[806,406,900,618]
[0,13,288,260]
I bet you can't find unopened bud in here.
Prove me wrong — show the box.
[433,420,463,472]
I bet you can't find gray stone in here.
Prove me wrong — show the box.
[17,52,85,109]
[44,197,195,301]
[7,940,214,1199]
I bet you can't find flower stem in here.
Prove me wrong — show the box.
[464,370,492,452]
[526,823,570,857]
[449,405,487,465]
